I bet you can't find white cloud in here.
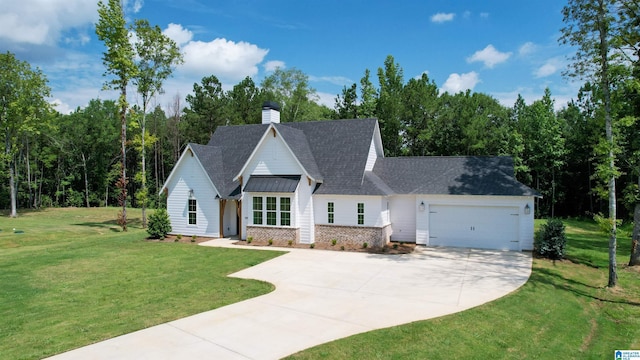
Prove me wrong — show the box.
[181,38,269,82]
[467,44,512,68]
[492,88,571,112]
[0,0,97,45]
[50,99,73,115]
[125,0,144,13]
[163,23,193,46]
[316,92,337,108]
[309,75,353,86]
[518,42,537,57]
[264,60,286,72]
[414,70,429,80]
[431,13,455,23]
[535,58,562,78]
[441,71,480,94]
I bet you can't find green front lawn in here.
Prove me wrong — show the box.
[2,210,638,359]
[0,208,283,360]
[287,218,640,359]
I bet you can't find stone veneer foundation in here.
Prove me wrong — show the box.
[246,226,300,246]
[315,224,391,248]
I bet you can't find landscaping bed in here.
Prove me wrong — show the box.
[146,234,212,244]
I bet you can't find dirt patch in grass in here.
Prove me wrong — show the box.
[233,240,416,254]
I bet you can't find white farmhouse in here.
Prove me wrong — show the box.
[160,102,539,251]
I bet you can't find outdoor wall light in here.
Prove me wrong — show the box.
[419,201,425,212]
[524,203,531,215]
[188,189,194,199]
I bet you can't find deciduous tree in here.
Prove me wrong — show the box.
[560,0,619,286]
[131,18,183,227]
[0,52,50,217]
[96,0,138,231]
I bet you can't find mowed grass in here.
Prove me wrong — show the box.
[288,218,640,359]
[0,207,283,360]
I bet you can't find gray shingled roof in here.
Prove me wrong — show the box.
[283,119,378,194]
[202,124,269,198]
[273,124,323,181]
[187,119,537,198]
[372,156,539,196]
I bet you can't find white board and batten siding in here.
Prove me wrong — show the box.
[165,150,220,237]
[296,179,315,244]
[389,195,417,242]
[364,132,384,171]
[238,128,313,241]
[313,195,390,228]
[415,195,535,251]
[241,129,303,177]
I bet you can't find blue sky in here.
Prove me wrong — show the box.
[0,0,577,114]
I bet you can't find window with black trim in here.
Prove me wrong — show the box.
[357,202,364,225]
[253,197,263,225]
[266,196,277,225]
[280,198,291,226]
[328,202,334,224]
[253,195,291,227]
[188,199,197,225]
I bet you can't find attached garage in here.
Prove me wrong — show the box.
[429,205,520,250]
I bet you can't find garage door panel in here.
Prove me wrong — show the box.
[429,205,519,250]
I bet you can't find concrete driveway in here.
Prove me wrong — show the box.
[48,240,532,360]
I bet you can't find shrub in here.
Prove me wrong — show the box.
[534,218,567,259]
[268,239,273,246]
[362,242,368,249]
[247,237,253,244]
[147,209,172,239]
[393,243,399,249]
[310,243,315,249]
[177,234,182,240]
[331,239,337,246]
[191,235,196,243]
[340,245,345,251]
[288,240,293,246]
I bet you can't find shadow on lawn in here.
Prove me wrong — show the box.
[533,266,640,306]
[73,217,142,231]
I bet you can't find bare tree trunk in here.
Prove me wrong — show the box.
[141,100,148,228]
[117,91,128,231]
[37,162,44,208]
[629,173,640,266]
[9,157,17,217]
[25,139,33,208]
[82,152,90,208]
[6,132,17,217]
[598,0,617,287]
[551,169,556,218]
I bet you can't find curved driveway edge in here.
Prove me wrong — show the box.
[48,241,532,360]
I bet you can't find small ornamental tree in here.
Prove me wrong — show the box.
[147,208,171,239]
[534,218,567,259]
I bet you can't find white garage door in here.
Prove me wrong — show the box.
[429,205,520,250]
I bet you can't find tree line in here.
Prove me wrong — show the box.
[0,0,637,276]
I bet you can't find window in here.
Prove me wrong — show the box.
[357,202,364,225]
[253,197,263,225]
[188,199,197,225]
[280,197,291,226]
[327,202,334,224]
[252,195,292,227]
[266,197,277,225]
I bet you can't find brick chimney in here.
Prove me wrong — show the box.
[262,101,281,124]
